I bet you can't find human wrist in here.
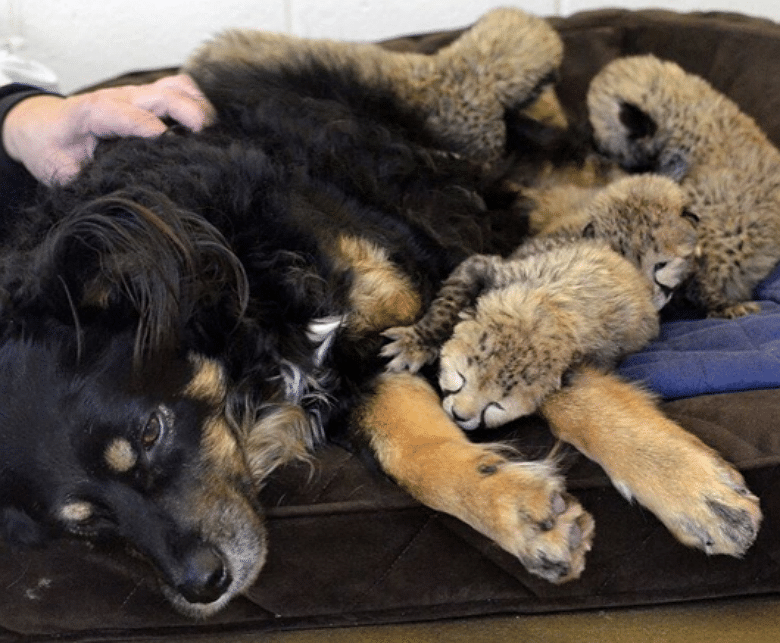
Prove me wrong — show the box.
[2,93,64,164]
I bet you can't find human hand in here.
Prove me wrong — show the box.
[1,74,216,185]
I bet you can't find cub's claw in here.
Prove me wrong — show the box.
[381,326,438,373]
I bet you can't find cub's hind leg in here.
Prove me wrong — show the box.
[541,367,761,557]
[358,371,594,583]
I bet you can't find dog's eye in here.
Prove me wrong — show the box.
[141,411,165,450]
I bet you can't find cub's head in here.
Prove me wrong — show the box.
[581,174,699,309]
[437,290,573,431]
[586,55,710,179]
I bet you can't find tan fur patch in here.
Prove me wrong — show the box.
[185,356,227,404]
[334,234,421,332]
[60,501,93,523]
[105,437,137,473]
[526,154,626,236]
[201,414,243,475]
[243,404,313,483]
[521,84,568,129]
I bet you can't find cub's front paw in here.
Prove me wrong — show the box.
[709,301,762,319]
[381,326,438,373]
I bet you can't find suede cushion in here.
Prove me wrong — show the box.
[3,9,780,641]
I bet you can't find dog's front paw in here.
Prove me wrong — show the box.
[613,443,761,557]
[655,453,760,557]
[468,459,594,583]
[519,491,595,584]
[381,326,438,373]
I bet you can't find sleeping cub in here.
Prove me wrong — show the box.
[588,55,780,318]
[382,174,697,430]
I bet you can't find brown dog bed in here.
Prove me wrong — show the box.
[3,8,780,641]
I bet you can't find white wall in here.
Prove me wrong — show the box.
[2,0,780,93]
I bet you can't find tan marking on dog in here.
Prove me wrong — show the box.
[526,154,627,236]
[334,234,421,332]
[243,403,314,483]
[185,356,227,404]
[358,372,593,584]
[60,501,94,523]
[105,437,137,472]
[201,413,245,477]
[81,280,112,309]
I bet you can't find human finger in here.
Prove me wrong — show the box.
[128,74,216,132]
[68,90,169,140]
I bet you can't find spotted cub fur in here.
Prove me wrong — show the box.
[188,7,563,166]
[528,174,699,309]
[588,54,780,318]
[382,175,697,429]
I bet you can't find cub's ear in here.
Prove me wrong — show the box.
[681,209,701,226]
[582,222,596,238]
[619,101,657,140]
[0,506,48,547]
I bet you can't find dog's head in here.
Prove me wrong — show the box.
[0,191,267,617]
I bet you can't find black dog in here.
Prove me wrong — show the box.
[0,9,549,616]
[0,8,761,617]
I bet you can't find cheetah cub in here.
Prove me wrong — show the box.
[588,54,780,318]
[382,175,697,430]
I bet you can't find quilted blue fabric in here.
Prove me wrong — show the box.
[618,262,780,399]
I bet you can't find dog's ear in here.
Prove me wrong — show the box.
[0,506,48,547]
[3,189,247,360]
[619,101,657,140]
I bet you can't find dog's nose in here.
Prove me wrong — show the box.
[176,545,232,605]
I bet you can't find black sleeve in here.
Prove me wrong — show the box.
[0,83,58,218]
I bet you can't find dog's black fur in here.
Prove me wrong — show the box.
[0,54,530,615]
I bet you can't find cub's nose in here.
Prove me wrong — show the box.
[444,397,481,431]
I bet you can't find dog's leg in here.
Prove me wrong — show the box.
[541,367,762,556]
[359,371,594,583]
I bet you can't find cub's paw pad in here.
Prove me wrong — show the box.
[381,326,437,372]
[711,301,761,319]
